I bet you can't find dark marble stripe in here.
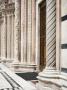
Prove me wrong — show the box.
[61,68,67,73]
[16,72,38,80]
[61,44,67,49]
[61,15,67,21]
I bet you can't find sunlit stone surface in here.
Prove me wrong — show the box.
[0,63,37,90]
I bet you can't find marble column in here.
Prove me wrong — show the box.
[7,15,11,59]
[37,1,59,89]
[14,0,21,63]
[31,0,36,64]
[21,0,24,63]
[21,0,27,64]
[23,0,27,64]
[27,0,32,64]
[46,0,56,70]
[11,14,14,60]
[39,0,57,76]
[1,15,7,59]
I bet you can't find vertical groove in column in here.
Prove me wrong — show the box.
[31,0,36,64]
[18,0,21,61]
[21,0,25,63]
[46,0,56,68]
[11,14,14,59]
[1,15,7,58]
[0,22,1,57]
[26,0,28,63]
[14,0,21,62]
[7,15,11,59]
[27,0,32,64]
[23,0,27,63]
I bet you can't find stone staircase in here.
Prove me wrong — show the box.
[0,63,37,90]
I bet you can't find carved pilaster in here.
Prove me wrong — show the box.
[31,0,36,64]
[1,15,7,59]
[14,0,21,62]
[11,14,14,60]
[23,0,27,64]
[7,15,11,59]
[27,0,32,64]
[21,0,27,64]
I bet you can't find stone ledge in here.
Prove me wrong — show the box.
[37,72,67,90]
[11,63,37,73]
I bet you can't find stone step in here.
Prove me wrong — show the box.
[0,63,37,90]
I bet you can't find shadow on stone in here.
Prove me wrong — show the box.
[16,72,38,80]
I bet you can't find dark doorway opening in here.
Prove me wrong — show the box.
[39,0,46,71]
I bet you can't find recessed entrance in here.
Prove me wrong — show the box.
[39,0,46,71]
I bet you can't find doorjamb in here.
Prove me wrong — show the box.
[35,0,45,71]
[56,0,61,71]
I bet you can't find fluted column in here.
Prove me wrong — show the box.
[31,0,36,64]
[45,0,56,70]
[21,0,27,64]
[27,0,32,64]
[23,0,27,64]
[7,15,11,59]
[21,0,24,63]
[11,14,14,59]
[14,0,21,62]
[1,15,7,59]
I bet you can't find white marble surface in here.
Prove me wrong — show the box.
[0,73,12,89]
[61,49,67,68]
[0,63,37,90]
[61,21,67,44]
[61,0,67,16]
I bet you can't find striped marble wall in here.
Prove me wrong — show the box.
[61,0,67,69]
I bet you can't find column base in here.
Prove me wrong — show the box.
[39,67,60,78]
[11,63,37,73]
[37,69,67,90]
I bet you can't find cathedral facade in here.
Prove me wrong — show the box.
[0,0,67,90]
